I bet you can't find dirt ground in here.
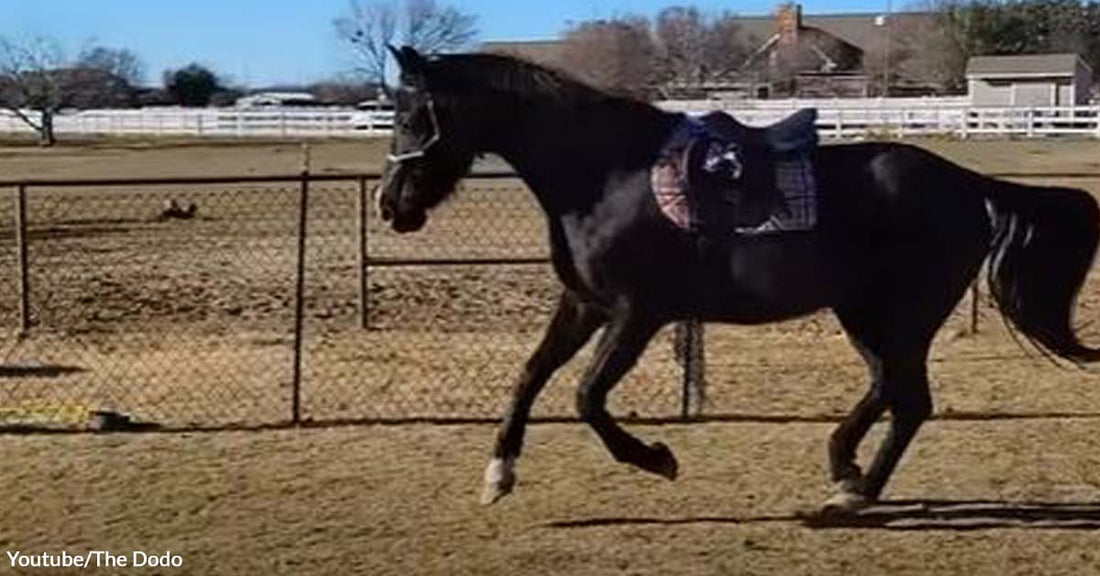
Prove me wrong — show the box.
[3,421,1100,575]
[2,137,1100,574]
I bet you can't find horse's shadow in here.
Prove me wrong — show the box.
[545,500,1100,532]
[803,499,1100,531]
[0,364,85,378]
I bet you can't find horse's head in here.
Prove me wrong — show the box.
[377,46,483,233]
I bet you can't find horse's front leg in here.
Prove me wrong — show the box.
[576,311,676,479]
[482,291,605,505]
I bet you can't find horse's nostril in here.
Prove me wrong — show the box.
[380,204,394,221]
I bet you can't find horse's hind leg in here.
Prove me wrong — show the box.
[825,301,943,513]
[828,389,886,489]
[482,291,604,505]
[858,356,933,500]
[825,319,934,513]
[575,312,676,479]
[826,334,888,500]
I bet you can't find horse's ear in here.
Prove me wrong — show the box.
[400,46,428,74]
[392,45,429,88]
[387,44,404,68]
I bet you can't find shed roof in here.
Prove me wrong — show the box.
[966,54,1087,77]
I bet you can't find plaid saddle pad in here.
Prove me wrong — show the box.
[651,116,817,236]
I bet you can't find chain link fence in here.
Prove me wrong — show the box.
[8,168,1080,431]
[0,172,694,430]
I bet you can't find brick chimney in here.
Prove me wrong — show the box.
[775,3,802,47]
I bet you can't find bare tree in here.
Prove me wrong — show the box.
[656,7,709,85]
[654,7,752,95]
[560,16,661,100]
[0,37,65,146]
[335,0,477,90]
[1,37,147,144]
[335,1,397,89]
[77,45,144,87]
[703,13,752,82]
[404,0,477,54]
[890,1,972,93]
[897,0,1100,94]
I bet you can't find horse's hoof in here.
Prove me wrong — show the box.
[480,480,513,506]
[820,488,872,516]
[646,442,678,480]
[480,458,516,506]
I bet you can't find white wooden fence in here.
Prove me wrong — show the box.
[661,96,974,111]
[706,105,1100,138]
[661,99,1100,138]
[0,107,391,138]
[2,101,1099,139]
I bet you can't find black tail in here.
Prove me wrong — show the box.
[985,181,1100,363]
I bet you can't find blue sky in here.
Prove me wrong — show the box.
[3,0,895,87]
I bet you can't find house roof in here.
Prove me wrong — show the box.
[742,25,863,73]
[733,11,933,53]
[966,54,1088,77]
[481,10,936,69]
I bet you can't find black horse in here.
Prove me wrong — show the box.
[377,46,1100,512]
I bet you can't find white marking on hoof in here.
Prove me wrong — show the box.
[822,491,870,514]
[822,481,872,515]
[480,457,516,506]
[372,184,384,219]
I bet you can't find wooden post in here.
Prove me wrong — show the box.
[291,144,311,425]
[357,176,370,330]
[1095,104,1100,139]
[15,184,29,335]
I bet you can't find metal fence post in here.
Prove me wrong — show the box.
[970,280,980,334]
[290,146,311,425]
[357,176,371,330]
[15,184,29,335]
[676,320,705,419]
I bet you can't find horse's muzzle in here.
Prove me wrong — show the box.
[391,210,427,233]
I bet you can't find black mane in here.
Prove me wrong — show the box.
[422,52,629,106]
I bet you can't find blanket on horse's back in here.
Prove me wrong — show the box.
[651,109,818,237]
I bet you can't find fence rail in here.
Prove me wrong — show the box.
[0,168,1096,432]
[0,108,392,138]
[669,105,1100,139]
[3,103,1100,139]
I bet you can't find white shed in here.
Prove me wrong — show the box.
[966,54,1093,107]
